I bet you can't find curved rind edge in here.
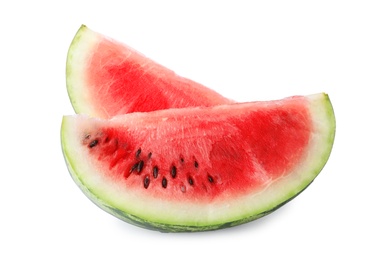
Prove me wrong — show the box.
[65,25,83,113]
[61,93,336,232]
[66,25,96,116]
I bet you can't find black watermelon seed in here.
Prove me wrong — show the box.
[180,156,184,163]
[148,152,152,158]
[143,176,150,189]
[153,166,159,178]
[135,148,142,158]
[137,160,144,173]
[207,175,214,183]
[171,165,177,178]
[194,160,199,168]
[130,161,144,174]
[88,139,98,148]
[188,176,194,186]
[162,177,167,188]
[130,163,138,173]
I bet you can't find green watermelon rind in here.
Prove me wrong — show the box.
[63,144,305,232]
[61,93,335,232]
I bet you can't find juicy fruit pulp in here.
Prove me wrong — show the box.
[66,25,232,118]
[61,93,335,232]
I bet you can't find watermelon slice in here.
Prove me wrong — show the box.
[66,25,232,118]
[61,93,335,232]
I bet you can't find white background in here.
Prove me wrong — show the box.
[1,0,389,259]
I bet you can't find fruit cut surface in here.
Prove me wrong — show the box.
[61,93,335,232]
[66,25,232,118]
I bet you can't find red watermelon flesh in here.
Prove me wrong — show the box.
[66,25,232,118]
[61,93,335,232]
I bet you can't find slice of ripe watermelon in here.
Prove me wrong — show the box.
[61,93,335,232]
[66,25,232,118]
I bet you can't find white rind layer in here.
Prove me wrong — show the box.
[66,25,100,116]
